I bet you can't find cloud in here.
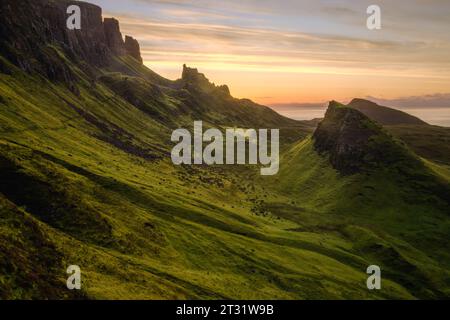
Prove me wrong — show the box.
[270,102,327,109]
[112,12,450,80]
[367,93,450,108]
[91,0,450,105]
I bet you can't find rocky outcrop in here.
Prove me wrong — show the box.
[182,64,209,83]
[217,84,230,95]
[104,18,126,56]
[0,0,143,79]
[313,101,419,174]
[124,36,143,63]
[181,64,231,96]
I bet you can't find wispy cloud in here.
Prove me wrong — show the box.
[367,93,450,108]
[115,14,450,77]
[90,0,450,104]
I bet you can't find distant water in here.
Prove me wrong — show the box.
[396,107,450,127]
[270,105,450,127]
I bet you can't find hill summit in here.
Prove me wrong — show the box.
[347,98,427,125]
[313,101,421,174]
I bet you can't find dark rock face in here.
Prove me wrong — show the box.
[313,101,417,174]
[217,84,230,95]
[181,64,215,94]
[104,18,126,56]
[181,64,231,97]
[0,0,143,80]
[63,1,110,65]
[182,64,209,83]
[1,1,108,67]
[124,36,143,63]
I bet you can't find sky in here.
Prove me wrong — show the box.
[88,0,450,106]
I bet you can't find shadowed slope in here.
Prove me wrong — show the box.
[347,99,427,126]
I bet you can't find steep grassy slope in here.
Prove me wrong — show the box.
[345,98,450,165]
[385,124,450,165]
[269,103,450,298]
[346,98,450,187]
[1,0,449,300]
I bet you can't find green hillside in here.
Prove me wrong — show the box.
[345,98,450,177]
[1,0,450,300]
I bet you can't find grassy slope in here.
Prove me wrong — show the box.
[385,124,450,165]
[344,100,450,184]
[1,53,450,299]
[272,138,450,298]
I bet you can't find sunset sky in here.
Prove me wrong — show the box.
[89,0,450,105]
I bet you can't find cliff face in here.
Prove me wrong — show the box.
[104,18,126,56]
[124,36,143,63]
[0,0,142,75]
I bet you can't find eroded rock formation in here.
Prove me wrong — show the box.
[0,0,143,74]
[124,36,143,63]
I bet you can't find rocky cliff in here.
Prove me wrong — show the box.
[180,64,230,96]
[181,64,211,85]
[103,18,126,56]
[124,36,143,64]
[0,0,143,75]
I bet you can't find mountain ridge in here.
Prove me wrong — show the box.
[347,98,427,125]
